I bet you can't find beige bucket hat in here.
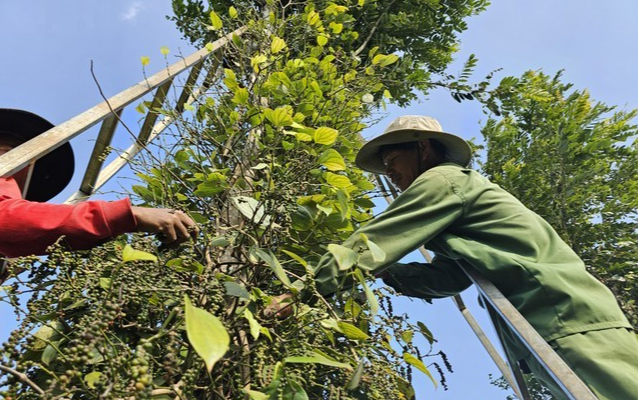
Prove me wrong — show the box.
[355,115,472,174]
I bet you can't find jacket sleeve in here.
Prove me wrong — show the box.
[0,178,137,258]
[382,256,472,299]
[311,170,465,297]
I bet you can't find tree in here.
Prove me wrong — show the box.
[1,2,483,399]
[170,0,491,105]
[480,70,638,326]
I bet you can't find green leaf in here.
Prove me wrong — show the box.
[99,277,111,290]
[224,282,250,299]
[281,249,307,267]
[41,344,57,365]
[359,233,386,262]
[265,107,294,127]
[316,204,333,216]
[284,381,309,400]
[318,149,346,171]
[284,351,352,371]
[233,87,249,105]
[337,321,369,340]
[401,330,414,344]
[361,93,374,103]
[271,36,287,54]
[347,360,365,390]
[417,321,435,345]
[140,56,150,66]
[211,236,231,246]
[244,309,261,340]
[244,389,268,400]
[336,189,350,221]
[231,196,271,226]
[325,172,352,188]
[84,371,102,389]
[327,244,358,271]
[354,269,379,315]
[255,249,293,289]
[314,127,338,145]
[320,318,342,332]
[210,11,223,30]
[122,244,157,263]
[317,34,328,46]
[228,6,238,19]
[184,295,230,373]
[403,352,437,388]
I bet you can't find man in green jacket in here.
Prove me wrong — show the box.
[310,115,638,400]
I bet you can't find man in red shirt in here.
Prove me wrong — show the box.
[0,108,198,281]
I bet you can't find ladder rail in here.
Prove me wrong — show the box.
[463,266,598,400]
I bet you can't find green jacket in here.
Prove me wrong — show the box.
[313,163,631,342]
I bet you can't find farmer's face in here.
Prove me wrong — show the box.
[0,135,31,192]
[382,146,422,191]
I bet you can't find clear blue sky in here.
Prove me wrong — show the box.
[1,1,637,399]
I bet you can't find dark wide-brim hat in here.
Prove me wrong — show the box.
[0,109,74,202]
[355,115,472,174]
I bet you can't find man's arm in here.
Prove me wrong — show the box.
[312,170,465,297]
[0,177,198,258]
[381,256,472,299]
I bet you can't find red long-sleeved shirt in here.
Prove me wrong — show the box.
[0,177,137,258]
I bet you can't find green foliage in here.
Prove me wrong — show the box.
[0,4,480,399]
[169,0,490,105]
[480,70,638,326]
[490,374,557,400]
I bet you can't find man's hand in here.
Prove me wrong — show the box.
[131,207,199,248]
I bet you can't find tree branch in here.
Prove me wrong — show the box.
[353,0,397,57]
[0,364,45,395]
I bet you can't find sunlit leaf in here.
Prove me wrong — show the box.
[140,56,150,66]
[84,371,102,389]
[271,36,287,54]
[317,34,328,46]
[314,127,338,145]
[403,352,437,387]
[337,321,369,340]
[122,244,157,263]
[228,6,238,18]
[184,295,230,372]
[210,11,223,30]
[325,172,352,188]
[160,46,170,56]
[318,149,346,171]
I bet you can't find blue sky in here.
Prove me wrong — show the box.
[1,1,637,399]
